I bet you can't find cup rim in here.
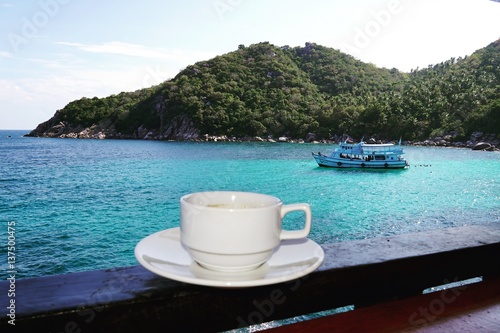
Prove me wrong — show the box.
[180,191,282,210]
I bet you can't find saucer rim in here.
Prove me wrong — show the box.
[135,227,324,288]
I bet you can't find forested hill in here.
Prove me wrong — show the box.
[28,40,499,141]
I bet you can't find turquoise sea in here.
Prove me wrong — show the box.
[1,130,499,279]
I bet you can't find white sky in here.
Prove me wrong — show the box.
[1,0,499,129]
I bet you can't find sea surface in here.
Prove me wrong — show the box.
[1,130,499,279]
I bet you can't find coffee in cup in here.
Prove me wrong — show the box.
[180,191,312,272]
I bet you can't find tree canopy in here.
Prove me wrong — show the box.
[39,40,500,141]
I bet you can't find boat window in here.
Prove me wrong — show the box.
[374,155,385,160]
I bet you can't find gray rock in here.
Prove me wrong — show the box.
[305,133,316,142]
[472,142,492,150]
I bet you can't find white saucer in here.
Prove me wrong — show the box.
[135,228,324,288]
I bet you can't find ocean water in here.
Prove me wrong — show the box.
[1,130,499,279]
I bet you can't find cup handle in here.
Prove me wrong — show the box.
[279,203,312,240]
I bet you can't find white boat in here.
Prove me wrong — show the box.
[312,140,409,169]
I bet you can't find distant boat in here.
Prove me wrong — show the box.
[312,140,409,169]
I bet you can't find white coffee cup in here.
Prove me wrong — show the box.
[180,191,312,272]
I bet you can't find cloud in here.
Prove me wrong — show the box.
[1,40,218,128]
[56,41,167,58]
[0,50,12,58]
[0,69,146,103]
[0,67,149,129]
[56,41,215,62]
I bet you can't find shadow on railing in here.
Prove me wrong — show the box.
[1,224,499,332]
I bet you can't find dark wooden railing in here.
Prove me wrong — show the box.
[1,224,499,332]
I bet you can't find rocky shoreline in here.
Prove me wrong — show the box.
[25,121,499,152]
[407,131,500,151]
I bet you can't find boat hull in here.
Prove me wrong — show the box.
[312,153,408,169]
